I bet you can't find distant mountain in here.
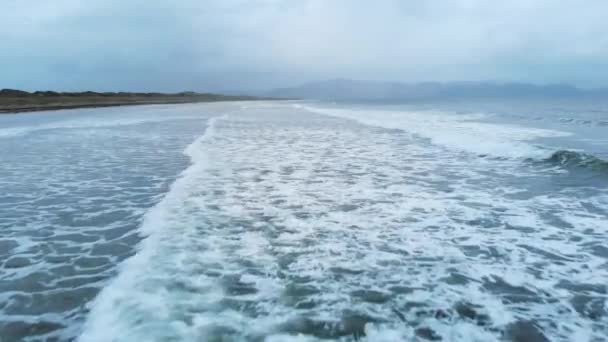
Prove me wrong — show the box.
[270,79,605,101]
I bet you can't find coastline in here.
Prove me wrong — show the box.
[0,89,281,114]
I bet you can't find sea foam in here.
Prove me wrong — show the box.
[298,104,571,159]
[78,103,607,341]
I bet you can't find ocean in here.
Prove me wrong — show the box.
[0,100,607,341]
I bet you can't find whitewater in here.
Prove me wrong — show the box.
[1,101,607,341]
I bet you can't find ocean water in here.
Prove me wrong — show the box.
[0,100,607,341]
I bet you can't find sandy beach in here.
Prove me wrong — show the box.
[0,89,273,114]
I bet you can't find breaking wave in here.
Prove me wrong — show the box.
[297,104,570,160]
[542,150,608,174]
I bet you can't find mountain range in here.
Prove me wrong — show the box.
[270,79,608,101]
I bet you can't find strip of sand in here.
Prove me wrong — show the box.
[0,89,277,114]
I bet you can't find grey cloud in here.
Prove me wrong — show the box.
[1,0,607,91]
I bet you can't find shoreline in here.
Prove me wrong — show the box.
[0,89,283,114]
[0,99,258,114]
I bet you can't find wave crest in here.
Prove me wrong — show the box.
[543,150,608,173]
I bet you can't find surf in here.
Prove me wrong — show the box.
[297,104,571,159]
[78,115,225,341]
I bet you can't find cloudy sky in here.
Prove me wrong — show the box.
[2,0,608,92]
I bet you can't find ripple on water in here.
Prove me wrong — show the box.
[77,104,608,341]
[0,104,219,341]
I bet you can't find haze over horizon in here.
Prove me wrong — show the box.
[3,0,608,92]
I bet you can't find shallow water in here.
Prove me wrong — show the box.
[1,101,607,341]
[0,104,220,340]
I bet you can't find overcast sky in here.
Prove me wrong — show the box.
[2,0,608,92]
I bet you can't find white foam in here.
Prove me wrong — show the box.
[0,104,222,341]
[0,103,232,139]
[79,115,226,341]
[0,126,31,138]
[78,103,608,341]
[299,104,571,159]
